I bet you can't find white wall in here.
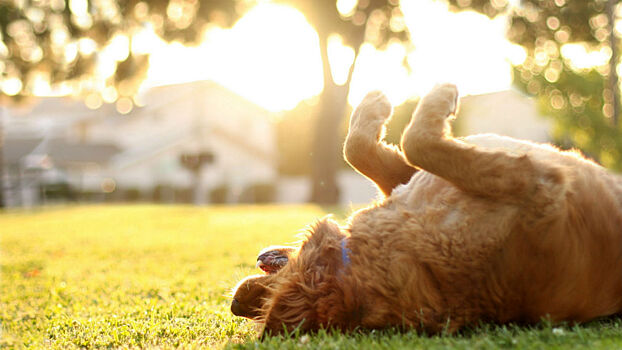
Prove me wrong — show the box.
[458,90,552,142]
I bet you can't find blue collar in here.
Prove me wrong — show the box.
[341,238,351,267]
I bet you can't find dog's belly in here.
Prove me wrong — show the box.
[388,133,563,246]
[389,169,519,265]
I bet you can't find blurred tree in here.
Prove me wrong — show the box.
[0,0,238,100]
[281,0,409,203]
[0,107,4,208]
[447,0,622,170]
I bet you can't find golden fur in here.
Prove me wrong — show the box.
[231,84,622,336]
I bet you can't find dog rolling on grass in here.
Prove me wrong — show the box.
[231,84,622,336]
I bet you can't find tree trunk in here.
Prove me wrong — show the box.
[309,36,354,204]
[0,108,5,208]
[607,0,620,125]
[309,82,350,204]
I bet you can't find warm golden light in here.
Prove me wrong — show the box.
[400,0,517,99]
[108,34,130,62]
[561,44,611,70]
[131,25,162,55]
[102,86,118,103]
[145,3,323,112]
[28,71,51,96]
[327,34,355,86]
[85,93,103,110]
[101,178,116,193]
[337,0,358,17]
[69,0,88,17]
[507,44,528,66]
[29,0,540,112]
[348,43,410,107]
[78,37,97,56]
[2,77,23,96]
[116,97,134,114]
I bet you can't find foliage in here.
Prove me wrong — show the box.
[447,0,622,170]
[508,0,622,169]
[278,0,407,46]
[0,0,238,100]
[0,0,409,106]
[5,205,622,349]
[512,63,622,169]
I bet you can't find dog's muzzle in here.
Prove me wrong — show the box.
[231,298,243,316]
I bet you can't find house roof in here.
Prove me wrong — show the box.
[146,80,269,111]
[5,80,275,170]
[3,137,43,163]
[47,140,121,165]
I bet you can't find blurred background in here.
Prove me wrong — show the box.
[0,0,619,208]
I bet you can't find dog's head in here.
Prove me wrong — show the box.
[230,218,362,336]
[258,218,362,337]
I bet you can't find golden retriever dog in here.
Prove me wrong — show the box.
[231,84,622,336]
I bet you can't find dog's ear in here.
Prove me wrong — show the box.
[298,218,343,271]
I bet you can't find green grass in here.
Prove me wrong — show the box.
[3,204,622,349]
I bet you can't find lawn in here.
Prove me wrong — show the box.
[3,204,622,349]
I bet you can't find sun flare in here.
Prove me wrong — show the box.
[27,0,614,113]
[143,0,527,112]
[145,3,323,112]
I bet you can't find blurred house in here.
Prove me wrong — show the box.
[3,81,277,206]
[456,89,552,142]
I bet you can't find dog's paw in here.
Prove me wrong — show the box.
[424,83,459,118]
[348,91,393,141]
[256,246,295,274]
[357,91,393,121]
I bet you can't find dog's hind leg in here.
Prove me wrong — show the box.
[400,84,548,200]
[344,91,418,196]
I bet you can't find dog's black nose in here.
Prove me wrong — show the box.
[231,299,242,316]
